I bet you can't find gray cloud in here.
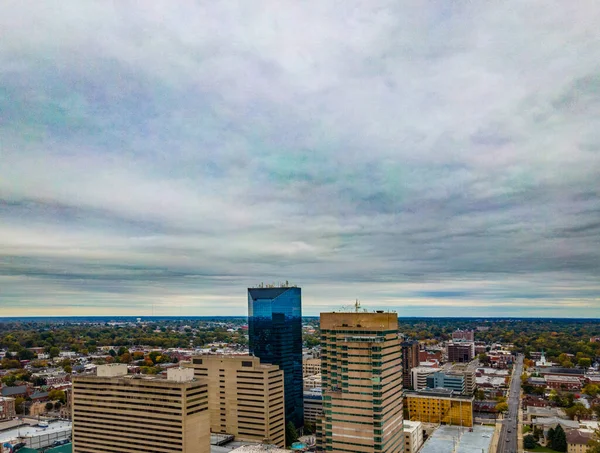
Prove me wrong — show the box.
[1,0,599,316]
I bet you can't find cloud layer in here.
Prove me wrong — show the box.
[1,0,599,316]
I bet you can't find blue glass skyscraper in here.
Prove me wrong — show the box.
[248,286,304,430]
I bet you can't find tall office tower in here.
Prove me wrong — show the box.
[401,341,420,389]
[447,342,475,363]
[318,312,404,453]
[248,286,303,429]
[72,364,209,453]
[186,355,286,447]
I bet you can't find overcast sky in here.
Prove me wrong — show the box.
[1,1,599,317]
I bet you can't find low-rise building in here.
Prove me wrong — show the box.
[405,389,474,427]
[566,429,593,453]
[545,375,582,390]
[403,420,423,453]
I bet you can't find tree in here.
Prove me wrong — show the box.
[17,349,35,361]
[578,357,591,368]
[14,397,25,415]
[54,401,62,411]
[547,427,556,446]
[564,402,592,420]
[496,402,509,414]
[285,422,299,446]
[551,425,567,452]
[120,352,132,364]
[523,434,537,449]
[108,349,117,357]
[588,427,600,453]
[45,402,54,411]
[475,389,486,400]
[583,384,599,398]
[32,376,47,386]
[49,347,60,358]
[117,346,128,356]
[64,364,72,374]
[48,389,66,404]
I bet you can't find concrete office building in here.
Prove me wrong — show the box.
[447,342,475,363]
[72,364,209,453]
[248,286,303,429]
[401,341,420,390]
[303,358,322,376]
[304,387,323,423]
[318,312,404,453]
[403,421,424,453]
[411,366,437,391]
[426,371,466,393]
[186,355,285,447]
[405,389,474,427]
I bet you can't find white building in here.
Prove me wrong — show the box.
[403,420,423,453]
[411,367,437,390]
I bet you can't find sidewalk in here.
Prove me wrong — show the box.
[489,415,502,453]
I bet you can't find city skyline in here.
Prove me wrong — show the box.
[1,1,600,318]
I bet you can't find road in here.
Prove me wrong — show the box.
[497,354,523,453]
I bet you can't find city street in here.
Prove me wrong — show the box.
[497,354,524,453]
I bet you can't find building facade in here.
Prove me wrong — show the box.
[318,312,404,453]
[303,358,322,376]
[447,342,475,363]
[405,389,474,427]
[248,286,303,429]
[411,367,437,391]
[0,397,15,420]
[452,330,475,342]
[186,355,286,447]
[403,421,423,453]
[426,371,466,393]
[72,365,210,453]
[401,341,420,390]
[304,387,323,423]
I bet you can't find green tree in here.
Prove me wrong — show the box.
[475,389,485,400]
[564,402,592,420]
[496,402,509,414]
[48,389,66,404]
[285,422,299,446]
[578,357,591,368]
[109,349,117,357]
[117,346,128,356]
[523,434,536,449]
[551,425,567,452]
[588,427,600,453]
[45,402,54,411]
[14,397,25,415]
[547,427,555,446]
[64,364,72,374]
[583,384,599,398]
[17,349,35,361]
[54,401,62,411]
[49,347,60,358]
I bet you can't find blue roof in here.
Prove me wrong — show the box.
[1,385,27,396]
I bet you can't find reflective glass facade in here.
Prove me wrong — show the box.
[248,287,304,429]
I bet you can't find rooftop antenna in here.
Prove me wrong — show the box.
[354,299,361,312]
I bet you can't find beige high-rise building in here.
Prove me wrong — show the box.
[72,364,209,453]
[186,355,286,447]
[318,312,404,453]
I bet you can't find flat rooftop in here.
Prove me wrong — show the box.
[0,420,72,444]
[420,425,494,453]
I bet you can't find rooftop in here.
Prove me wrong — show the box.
[420,425,494,453]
